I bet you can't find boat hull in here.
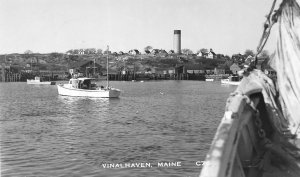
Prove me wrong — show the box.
[27,80,56,85]
[200,70,300,177]
[57,84,120,98]
[221,79,240,85]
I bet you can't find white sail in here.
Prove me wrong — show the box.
[270,0,300,135]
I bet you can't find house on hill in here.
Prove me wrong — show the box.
[198,48,216,59]
[144,50,151,55]
[112,52,118,56]
[232,53,244,63]
[129,49,140,55]
[159,50,168,57]
[79,49,84,55]
[168,50,174,54]
[207,49,216,59]
[151,49,160,55]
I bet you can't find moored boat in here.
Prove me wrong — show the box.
[205,78,214,82]
[27,76,56,85]
[221,75,240,86]
[57,45,121,98]
[200,0,300,176]
[57,77,120,98]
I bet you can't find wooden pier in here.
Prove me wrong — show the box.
[105,73,205,81]
[0,66,208,83]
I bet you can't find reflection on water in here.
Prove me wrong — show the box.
[58,95,111,104]
[0,81,235,177]
[57,95,111,115]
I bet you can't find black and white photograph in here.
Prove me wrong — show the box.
[1,0,300,176]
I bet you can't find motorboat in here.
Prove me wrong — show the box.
[27,76,56,85]
[57,77,120,98]
[57,45,120,98]
[205,78,214,82]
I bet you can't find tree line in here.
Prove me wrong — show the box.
[20,47,270,66]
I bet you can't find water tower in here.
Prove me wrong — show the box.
[173,30,181,54]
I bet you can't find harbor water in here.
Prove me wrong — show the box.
[0,81,236,177]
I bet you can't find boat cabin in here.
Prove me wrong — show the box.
[229,76,240,82]
[69,78,97,89]
[228,75,240,82]
[34,76,41,81]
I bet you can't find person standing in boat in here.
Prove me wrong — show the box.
[78,80,82,89]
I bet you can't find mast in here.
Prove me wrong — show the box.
[106,45,109,87]
[93,57,95,76]
[133,63,135,80]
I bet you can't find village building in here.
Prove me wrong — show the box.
[214,66,226,75]
[207,49,216,59]
[79,49,84,55]
[197,48,216,59]
[183,64,206,74]
[151,49,160,55]
[144,50,151,55]
[128,49,140,55]
[168,50,174,54]
[159,50,168,57]
[69,60,103,77]
[230,63,241,74]
[151,67,174,75]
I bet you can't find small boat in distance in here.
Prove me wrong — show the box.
[57,77,120,98]
[27,76,56,85]
[221,75,240,86]
[205,78,214,82]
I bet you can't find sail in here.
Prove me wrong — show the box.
[270,0,300,135]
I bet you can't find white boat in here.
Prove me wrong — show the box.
[57,45,120,98]
[221,75,240,86]
[57,77,120,98]
[205,78,214,82]
[200,0,300,176]
[27,76,56,85]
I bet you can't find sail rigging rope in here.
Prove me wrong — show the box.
[254,0,279,66]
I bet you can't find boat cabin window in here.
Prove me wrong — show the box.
[82,79,91,89]
[231,76,239,81]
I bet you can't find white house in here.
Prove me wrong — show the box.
[207,49,216,59]
[79,49,84,55]
[128,49,140,55]
[199,48,216,59]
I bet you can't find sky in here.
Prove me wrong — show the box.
[0,0,279,55]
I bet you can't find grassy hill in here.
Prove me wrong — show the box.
[0,53,228,74]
